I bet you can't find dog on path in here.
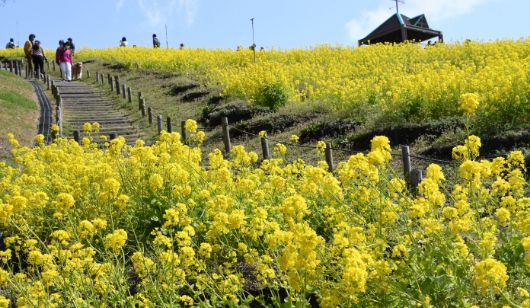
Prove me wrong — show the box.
[72,62,83,80]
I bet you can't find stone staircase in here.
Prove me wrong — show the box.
[54,81,143,145]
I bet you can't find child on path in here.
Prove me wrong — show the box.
[31,40,47,78]
[61,42,73,81]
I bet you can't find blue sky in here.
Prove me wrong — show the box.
[1,0,529,49]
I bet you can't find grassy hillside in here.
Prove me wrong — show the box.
[0,70,38,162]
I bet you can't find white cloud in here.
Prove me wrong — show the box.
[346,0,492,42]
[115,0,126,11]
[179,0,199,25]
[137,0,198,28]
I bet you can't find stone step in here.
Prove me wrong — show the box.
[66,119,132,125]
[65,117,128,121]
[62,107,119,112]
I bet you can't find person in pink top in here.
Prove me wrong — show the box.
[61,42,73,81]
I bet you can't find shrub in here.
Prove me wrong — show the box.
[255,82,288,111]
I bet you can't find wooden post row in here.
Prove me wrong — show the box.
[140,101,146,117]
[261,137,270,160]
[401,144,423,191]
[127,87,132,103]
[148,107,153,125]
[325,142,334,172]
[181,120,187,143]
[157,115,163,134]
[73,130,80,143]
[221,116,232,155]
[167,116,172,133]
[115,76,120,95]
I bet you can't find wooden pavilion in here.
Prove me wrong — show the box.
[358,13,443,46]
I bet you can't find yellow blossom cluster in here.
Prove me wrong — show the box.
[0,130,528,306]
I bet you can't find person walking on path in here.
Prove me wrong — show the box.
[31,40,47,78]
[61,42,73,81]
[120,37,128,47]
[24,34,35,74]
[152,34,160,48]
[67,37,75,55]
[5,38,16,49]
[55,40,65,77]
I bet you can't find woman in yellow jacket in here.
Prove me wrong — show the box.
[23,34,35,74]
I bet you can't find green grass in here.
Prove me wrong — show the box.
[0,90,37,109]
[0,70,39,163]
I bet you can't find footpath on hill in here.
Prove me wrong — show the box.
[53,80,142,144]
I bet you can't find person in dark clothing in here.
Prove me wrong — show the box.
[31,40,47,78]
[67,37,75,54]
[152,34,161,48]
[5,38,16,49]
[56,40,65,76]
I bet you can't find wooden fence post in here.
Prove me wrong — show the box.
[46,76,51,90]
[14,60,18,75]
[401,145,412,188]
[166,116,172,133]
[221,116,232,155]
[181,120,187,143]
[122,84,126,99]
[9,60,13,73]
[96,71,100,83]
[86,70,91,79]
[157,115,163,134]
[127,87,132,103]
[148,107,153,125]
[107,74,112,86]
[52,60,56,72]
[261,137,270,160]
[410,169,423,191]
[140,101,146,117]
[110,78,114,92]
[139,97,145,111]
[325,142,334,172]
[73,130,80,143]
[114,76,120,95]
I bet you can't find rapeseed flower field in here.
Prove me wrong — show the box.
[0,120,529,306]
[3,40,529,131]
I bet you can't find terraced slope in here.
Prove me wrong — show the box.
[54,81,142,144]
